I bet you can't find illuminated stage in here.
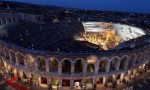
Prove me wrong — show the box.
[75,22,145,50]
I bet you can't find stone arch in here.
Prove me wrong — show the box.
[87,64,95,73]
[49,57,58,72]
[23,71,27,79]
[0,57,4,67]
[37,56,46,71]
[16,52,24,66]
[74,58,84,73]
[16,70,22,81]
[110,56,120,71]
[116,73,124,82]
[50,77,59,87]
[96,76,105,86]
[86,56,97,73]
[25,54,35,67]
[135,53,143,65]
[128,54,137,69]
[40,76,47,85]
[3,48,9,59]
[9,50,16,64]
[107,75,115,83]
[99,57,109,72]
[29,73,36,83]
[62,79,70,87]
[62,58,71,74]
[120,55,129,70]
[85,78,93,89]
[10,68,17,77]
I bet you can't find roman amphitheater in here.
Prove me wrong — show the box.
[0,2,150,90]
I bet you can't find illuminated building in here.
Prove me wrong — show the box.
[0,2,150,90]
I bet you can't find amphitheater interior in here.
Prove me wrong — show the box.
[0,1,150,90]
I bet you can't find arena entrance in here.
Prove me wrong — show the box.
[16,71,22,81]
[85,78,93,89]
[62,79,70,89]
[96,77,104,87]
[74,79,82,90]
[23,72,27,79]
[10,68,17,77]
[0,58,4,68]
[50,77,59,89]
[30,74,36,85]
[117,73,124,84]
[40,77,47,87]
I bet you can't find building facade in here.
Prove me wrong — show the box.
[0,39,149,90]
[0,13,150,90]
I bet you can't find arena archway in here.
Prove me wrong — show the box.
[49,57,58,72]
[9,50,16,64]
[96,77,105,87]
[86,56,97,73]
[128,54,136,69]
[4,48,9,60]
[40,76,47,85]
[25,54,35,69]
[50,77,59,89]
[110,57,120,71]
[23,72,27,79]
[0,58,4,68]
[85,78,93,89]
[107,75,115,84]
[135,53,143,65]
[37,56,46,71]
[75,58,83,73]
[87,64,95,73]
[17,53,24,66]
[62,59,71,74]
[62,79,70,87]
[120,56,129,70]
[99,58,108,72]
[74,79,82,89]
[116,73,124,83]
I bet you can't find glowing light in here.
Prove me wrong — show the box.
[75,22,145,50]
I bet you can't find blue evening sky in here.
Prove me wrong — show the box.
[3,0,150,14]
